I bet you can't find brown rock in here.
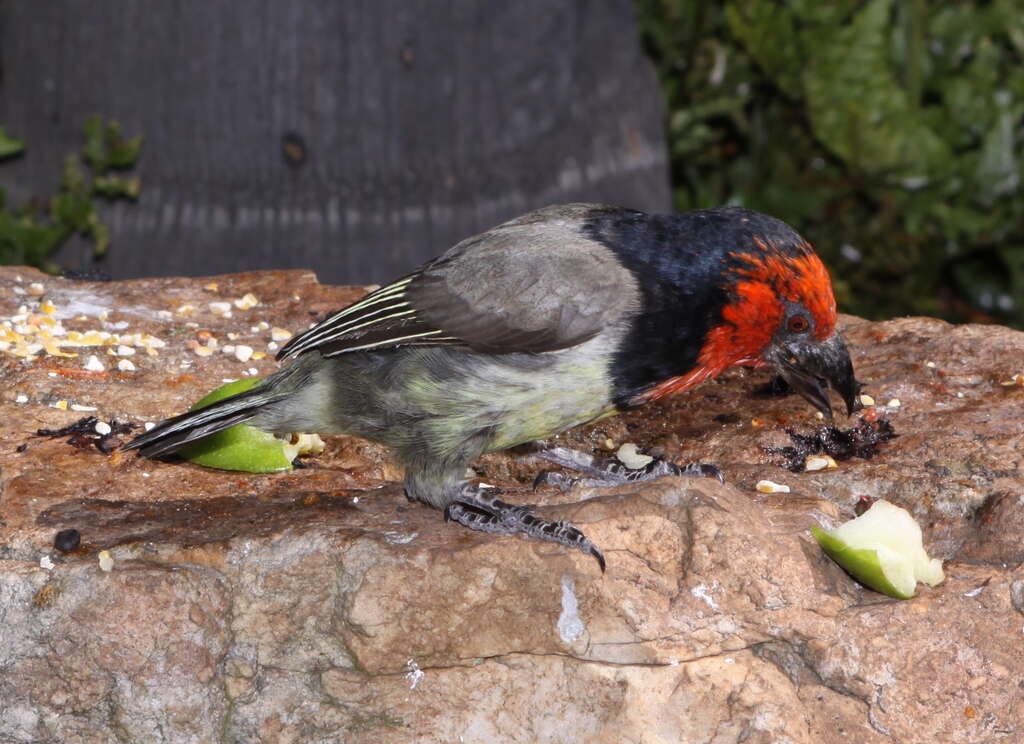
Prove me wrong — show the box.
[1,266,1023,742]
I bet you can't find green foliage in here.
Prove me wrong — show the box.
[636,0,1024,327]
[0,128,25,160]
[0,116,142,269]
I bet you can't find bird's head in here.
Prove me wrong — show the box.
[636,218,861,419]
[708,235,861,419]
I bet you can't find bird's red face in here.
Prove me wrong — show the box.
[639,238,860,418]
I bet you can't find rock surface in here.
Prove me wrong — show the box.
[1,265,1022,743]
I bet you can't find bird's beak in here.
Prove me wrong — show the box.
[768,333,862,419]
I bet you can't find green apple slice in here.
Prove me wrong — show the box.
[179,378,323,473]
[811,500,944,599]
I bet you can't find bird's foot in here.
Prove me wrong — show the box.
[444,484,605,572]
[532,445,723,491]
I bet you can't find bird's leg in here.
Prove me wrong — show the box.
[532,444,723,491]
[444,483,606,572]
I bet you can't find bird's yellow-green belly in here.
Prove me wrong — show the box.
[475,351,618,451]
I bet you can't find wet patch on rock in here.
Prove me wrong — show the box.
[36,415,136,454]
[765,418,898,472]
[37,490,364,552]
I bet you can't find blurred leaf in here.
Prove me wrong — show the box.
[1,116,142,271]
[87,213,111,257]
[0,128,25,159]
[974,99,1020,205]
[82,115,142,174]
[107,135,142,169]
[637,0,1024,328]
[802,0,950,183]
[93,176,141,199]
[51,190,92,227]
[62,154,86,192]
[81,115,106,172]
[725,2,802,97]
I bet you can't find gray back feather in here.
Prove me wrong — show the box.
[278,203,641,359]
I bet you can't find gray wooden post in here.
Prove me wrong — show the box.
[0,0,670,282]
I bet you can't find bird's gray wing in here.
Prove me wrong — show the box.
[276,204,641,360]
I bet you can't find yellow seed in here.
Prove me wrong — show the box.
[805,455,838,472]
[234,293,259,310]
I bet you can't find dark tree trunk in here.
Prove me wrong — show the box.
[0,0,670,283]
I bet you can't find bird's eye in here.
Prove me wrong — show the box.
[788,315,810,333]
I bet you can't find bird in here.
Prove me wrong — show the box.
[125,203,861,570]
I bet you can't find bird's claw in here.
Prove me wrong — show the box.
[667,461,725,484]
[532,445,724,489]
[445,485,605,572]
[532,470,581,491]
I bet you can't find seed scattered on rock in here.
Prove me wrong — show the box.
[54,528,81,552]
[271,327,292,342]
[234,293,259,310]
[98,550,114,572]
[117,359,136,371]
[756,480,790,494]
[15,393,28,403]
[115,345,135,357]
[39,555,55,570]
[617,442,654,469]
[804,455,838,472]
[887,398,901,408]
[234,345,254,362]
[859,394,875,407]
[95,421,112,436]
[84,355,105,372]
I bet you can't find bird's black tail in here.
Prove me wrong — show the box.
[123,386,286,458]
